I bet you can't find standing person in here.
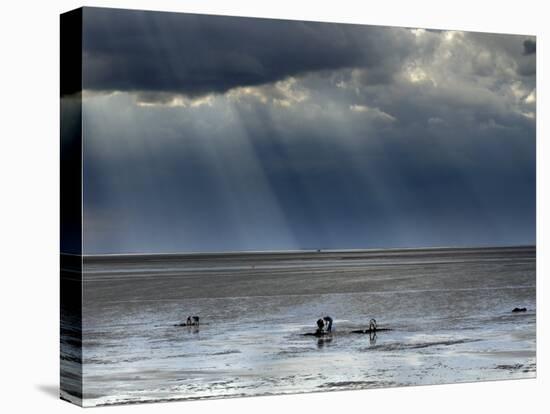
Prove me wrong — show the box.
[369,318,377,332]
[323,316,333,332]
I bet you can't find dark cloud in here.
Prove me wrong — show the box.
[523,39,536,55]
[82,7,413,97]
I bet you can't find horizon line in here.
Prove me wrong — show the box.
[61,244,536,258]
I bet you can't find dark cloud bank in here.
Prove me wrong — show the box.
[80,7,536,254]
[82,8,415,97]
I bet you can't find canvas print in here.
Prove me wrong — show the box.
[60,7,536,407]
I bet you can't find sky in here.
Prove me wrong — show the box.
[78,7,536,254]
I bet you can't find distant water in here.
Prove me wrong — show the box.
[61,247,536,406]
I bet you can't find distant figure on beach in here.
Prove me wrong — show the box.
[316,318,325,335]
[350,318,391,334]
[323,316,333,332]
[369,318,377,331]
[184,316,200,326]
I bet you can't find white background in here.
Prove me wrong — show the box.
[0,0,547,412]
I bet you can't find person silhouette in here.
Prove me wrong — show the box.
[323,316,333,332]
[316,318,325,335]
[369,318,377,332]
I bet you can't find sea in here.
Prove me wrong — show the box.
[61,246,536,406]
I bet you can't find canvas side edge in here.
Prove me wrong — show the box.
[60,7,84,407]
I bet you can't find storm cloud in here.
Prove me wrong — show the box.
[523,39,536,55]
[82,7,415,98]
[80,8,536,254]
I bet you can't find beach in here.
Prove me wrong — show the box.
[61,246,536,406]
